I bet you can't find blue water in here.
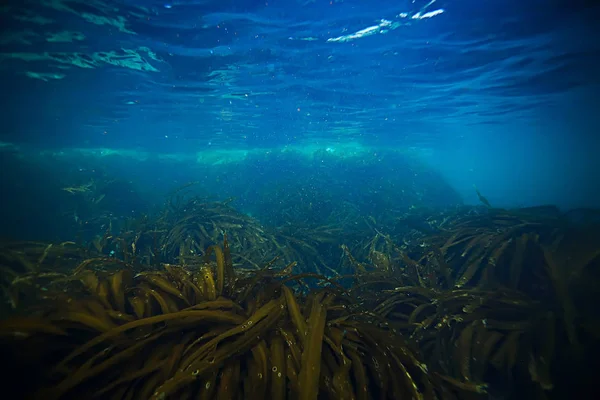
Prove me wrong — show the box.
[0,0,599,217]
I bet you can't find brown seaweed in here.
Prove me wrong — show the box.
[0,239,452,400]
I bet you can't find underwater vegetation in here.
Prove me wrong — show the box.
[0,149,461,243]
[1,195,599,400]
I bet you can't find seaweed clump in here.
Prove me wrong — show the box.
[87,191,342,275]
[340,205,600,399]
[0,236,456,400]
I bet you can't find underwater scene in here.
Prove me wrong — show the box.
[1,0,600,399]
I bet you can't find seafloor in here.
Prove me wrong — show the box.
[1,153,599,400]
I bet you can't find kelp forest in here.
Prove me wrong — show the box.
[1,154,600,400]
